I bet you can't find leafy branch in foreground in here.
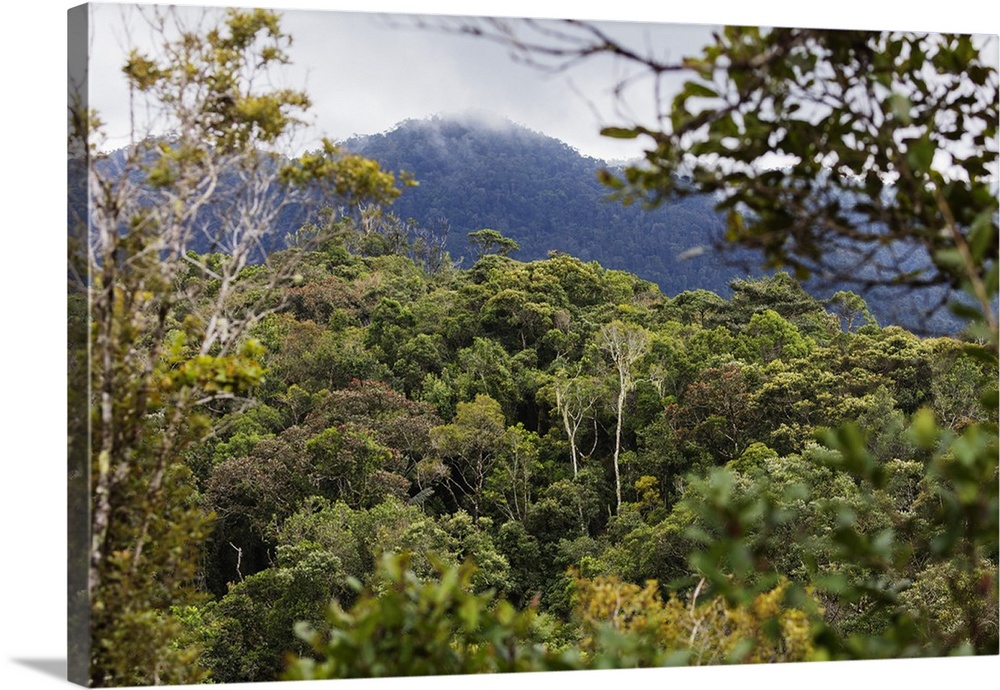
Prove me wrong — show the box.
[284,553,578,678]
[284,552,822,677]
[607,29,998,340]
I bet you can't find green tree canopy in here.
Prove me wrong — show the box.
[468,228,521,259]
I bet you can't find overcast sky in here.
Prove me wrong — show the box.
[87,3,718,161]
[85,0,1000,163]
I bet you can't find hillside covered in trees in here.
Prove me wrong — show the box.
[343,114,733,280]
[341,114,966,335]
[93,219,999,682]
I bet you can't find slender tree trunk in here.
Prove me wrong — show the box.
[613,371,627,511]
[555,385,579,477]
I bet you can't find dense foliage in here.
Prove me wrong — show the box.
[181,227,995,680]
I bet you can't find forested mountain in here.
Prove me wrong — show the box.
[342,114,964,334]
[93,116,737,289]
[87,114,964,334]
[343,113,745,289]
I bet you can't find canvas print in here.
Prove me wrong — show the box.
[67,2,999,686]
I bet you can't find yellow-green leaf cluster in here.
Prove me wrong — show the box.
[573,571,819,665]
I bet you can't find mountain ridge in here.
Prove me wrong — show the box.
[341,113,750,292]
[342,113,964,334]
[85,113,965,334]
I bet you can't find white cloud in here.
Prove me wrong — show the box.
[86,3,718,160]
[84,1,1000,164]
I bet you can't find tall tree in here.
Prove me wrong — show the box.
[483,424,540,524]
[597,320,651,510]
[70,7,399,685]
[549,367,602,477]
[430,394,509,520]
[468,228,521,259]
[828,290,878,333]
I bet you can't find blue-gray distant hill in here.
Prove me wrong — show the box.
[342,114,746,293]
[343,114,963,334]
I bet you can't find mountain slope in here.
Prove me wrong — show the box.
[88,115,965,334]
[343,114,964,334]
[343,114,749,294]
